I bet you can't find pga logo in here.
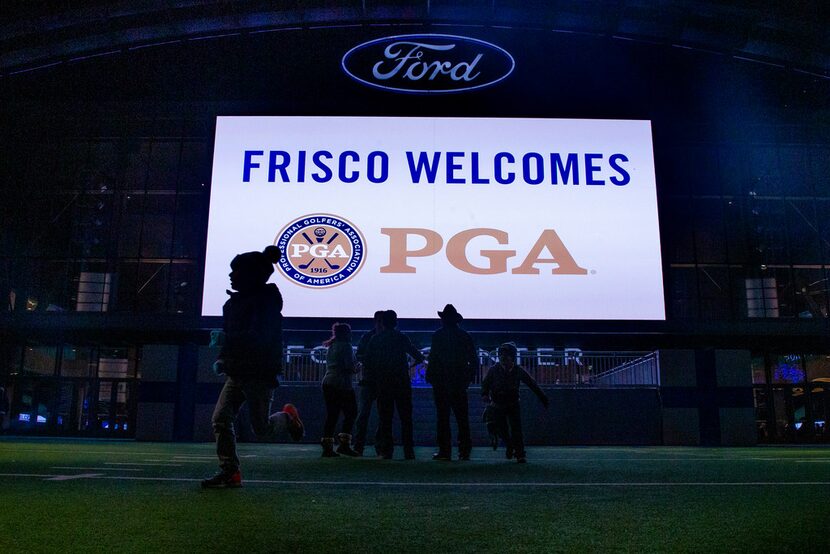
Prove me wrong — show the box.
[276,214,366,289]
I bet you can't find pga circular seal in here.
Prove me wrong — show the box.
[275,214,366,288]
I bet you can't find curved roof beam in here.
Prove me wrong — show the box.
[0,1,827,79]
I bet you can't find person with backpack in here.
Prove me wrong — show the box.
[202,245,290,488]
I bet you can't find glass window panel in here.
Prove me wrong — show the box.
[117,193,143,257]
[748,146,784,196]
[694,199,727,263]
[748,199,789,265]
[146,142,180,191]
[55,141,90,190]
[785,200,821,264]
[805,354,830,383]
[177,142,209,191]
[140,195,175,258]
[753,388,772,442]
[813,200,830,263]
[22,346,57,376]
[123,141,150,191]
[662,198,695,263]
[99,348,136,378]
[723,199,748,264]
[808,147,830,197]
[172,194,206,258]
[777,147,813,197]
[114,260,139,312]
[751,355,766,384]
[698,266,731,319]
[60,346,95,377]
[169,263,197,314]
[771,268,796,318]
[135,262,169,313]
[792,268,828,318]
[688,146,721,196]
[720,145,751,196]
[668,267,698,319]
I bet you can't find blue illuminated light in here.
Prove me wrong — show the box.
[36,415,47,424]
[18,413,31,422]
[773,363,805,383]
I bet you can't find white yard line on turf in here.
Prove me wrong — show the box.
[46,473,103,481]
[0,473,829,486]
[104,462,183,467]
[51,466,144,471]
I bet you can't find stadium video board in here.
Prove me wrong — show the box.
[202,116,664,320]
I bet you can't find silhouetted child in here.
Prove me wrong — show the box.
[481,342,548,463]
[202,245,291,489]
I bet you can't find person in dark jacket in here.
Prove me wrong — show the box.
[320,322,359,457]
[202,245,286,488]
[481,342,549,464]
[352,310,383,456]
[364,310,425,459]
[427,304,478,461]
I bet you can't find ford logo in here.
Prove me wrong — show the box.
[341,34,515,94]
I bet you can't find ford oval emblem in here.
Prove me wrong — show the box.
[342,34,515,94]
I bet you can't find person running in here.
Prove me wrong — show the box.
[320,322,359,457]
[352,310,384,456]
[364,310,425,460]
[202,245,289,489]
[481,342,549,464]
[427,304,478,461]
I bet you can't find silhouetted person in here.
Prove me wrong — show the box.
[364,310,425,459]
[320,322,359,457]
[202,245,291,488]
[352,310,384,456]
[481,342,549,464]
[0,385,8,433]
[427,304,478,461]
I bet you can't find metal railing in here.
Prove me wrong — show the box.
[278,347,659,387]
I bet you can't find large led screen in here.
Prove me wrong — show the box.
[203,116,664,320]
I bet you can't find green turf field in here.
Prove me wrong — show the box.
[0,439,828,553]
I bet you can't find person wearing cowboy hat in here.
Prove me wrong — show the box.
[426,304,478,461]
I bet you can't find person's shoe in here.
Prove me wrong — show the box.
[353,446,364,457]
[516,456,527,464]
[321,437,340,457]
[201,470,242,489]
[458,451,471,461]
[404,449,416,460]
[336,433,359,457]
[505,446,514,460]
[489,433,499,451]
[432,452,451,461]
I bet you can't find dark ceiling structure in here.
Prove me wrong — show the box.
[0,0,827,79]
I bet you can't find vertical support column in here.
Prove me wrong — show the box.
[658,349,755,446]
[135,344,178,441]
[173,343,198,441]
[714,350,755,446]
